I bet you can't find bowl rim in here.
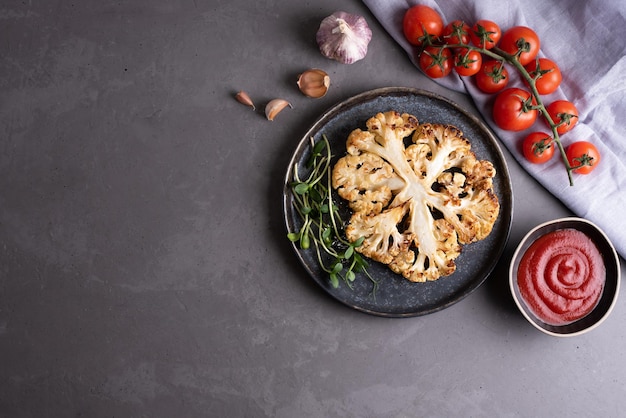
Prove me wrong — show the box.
[509,216,621,337]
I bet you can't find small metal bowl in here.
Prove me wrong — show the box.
[509,217,620,337]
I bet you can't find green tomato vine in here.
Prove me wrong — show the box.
[424,31,577,186]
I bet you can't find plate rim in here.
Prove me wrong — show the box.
[282,86,514,317]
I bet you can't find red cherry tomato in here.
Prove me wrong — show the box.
[524,58,562,95]
[499,26,540,66]
[470,20,501,49]
[493,88,538,131]
[522,132,554,164]
[454,48,482,76]
[419,46,453,78]
[443,20,471,45]
[475,60,509,93]
[566,141,600,174]
[546,100,579,134]
[403,5,443,46]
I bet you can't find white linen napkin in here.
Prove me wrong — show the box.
[363,0,626,258]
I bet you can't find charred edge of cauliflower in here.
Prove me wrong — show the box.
[331,111,500,282]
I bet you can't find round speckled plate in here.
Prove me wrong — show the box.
[283,87,513,317]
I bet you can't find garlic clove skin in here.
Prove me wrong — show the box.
[297,69,330,98]
[316,11,372,64]
[265,99,292,121]
[235,91,256,110]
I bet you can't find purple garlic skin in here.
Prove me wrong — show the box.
[316,11,372,64]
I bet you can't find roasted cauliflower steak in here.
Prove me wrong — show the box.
[331,111,500,282]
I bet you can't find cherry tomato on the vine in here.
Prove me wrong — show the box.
[475,60,509,93]
[419,46,453,78]
[524,58,562,95]
[499,26,540,66]
[522,132,554,164]
[470,20,501,49]
[443,20,471,45]
[566,141,600,174]
[493,88,538,131]
[454,48,482,76]
[546,100,578,134]
[403,5,443,46]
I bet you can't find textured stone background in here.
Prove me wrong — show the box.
[1,1,624,416]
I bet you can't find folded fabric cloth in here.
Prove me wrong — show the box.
[363,0,626,258]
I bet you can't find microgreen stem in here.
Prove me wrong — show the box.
[288,134,378,293]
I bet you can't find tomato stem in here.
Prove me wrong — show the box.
[533,138,552,156]
[567,154,596,173]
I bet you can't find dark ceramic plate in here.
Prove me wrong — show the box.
[283,87,513,317]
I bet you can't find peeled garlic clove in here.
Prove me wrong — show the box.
[316,11,372,64]
[235,91,255,110]
[297,69,330,98]
[265,99,292,121]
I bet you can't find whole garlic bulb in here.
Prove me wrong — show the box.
[316,11,372,64]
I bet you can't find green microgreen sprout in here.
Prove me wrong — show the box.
[287,134,378,294]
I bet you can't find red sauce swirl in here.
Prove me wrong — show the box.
[517,228,605,326]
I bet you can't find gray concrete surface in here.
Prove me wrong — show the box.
[1,1,625,416]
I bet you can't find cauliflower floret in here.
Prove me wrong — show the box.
[345,204,413,264]
[390,218,460,282]
[331,112,500,282]
[463,158,497,191]
[332,153,403,215]
[436,170,466,200]
[412,123,472,186]
[346,112,419,177]
[440,183,500,243]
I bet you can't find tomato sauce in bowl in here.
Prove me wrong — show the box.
[517,228,605,326]
[509,217,620,337]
